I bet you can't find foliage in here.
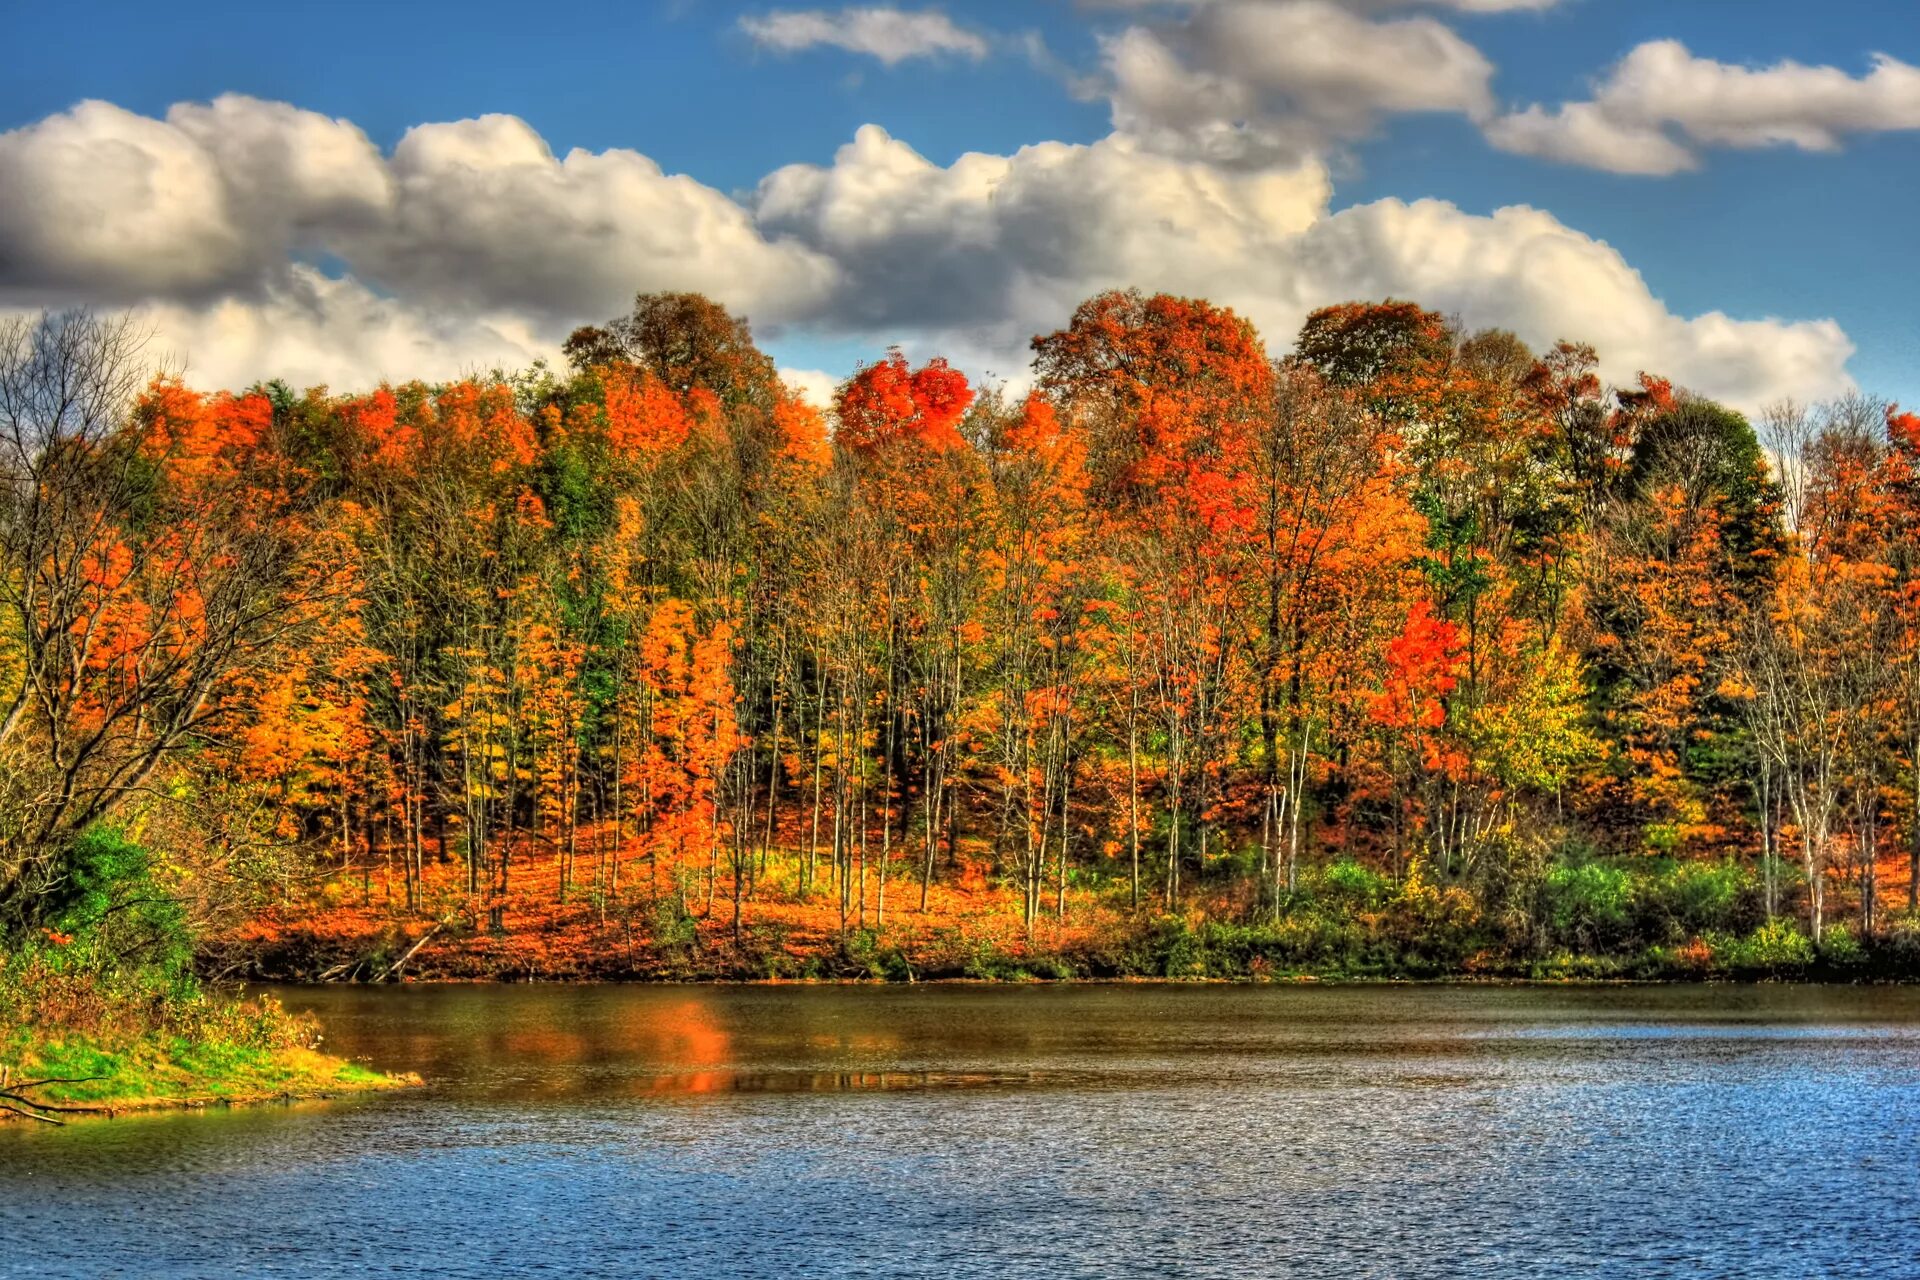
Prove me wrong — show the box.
[1726,917,1816,972]
[4,292,1919,993]
[1545,863,1634,952]
[39,825,194,977]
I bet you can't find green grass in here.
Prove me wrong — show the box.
[1,945,414,1122]
[2,1026,411,1118]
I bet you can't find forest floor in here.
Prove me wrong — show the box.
[213,834,1920,984]
[222,839,1144,982]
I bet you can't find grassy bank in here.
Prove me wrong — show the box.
[0,948,412,1125]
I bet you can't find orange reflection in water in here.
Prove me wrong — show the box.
[623,997,733,1095]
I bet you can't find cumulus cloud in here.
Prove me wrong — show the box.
[754,126,1852,411]
[757,125,1331,337]
[138,266,558,392]
[739,8,988,64]
[0,93,838,358]
[1484,102,1698,176]
[357,113,837,323]
[1091,0,1497,166]
[779,368,842,408]
[0,98,387,301]
[0,94,1856,413]
[1407,0,1559,9]
[1487,40,1920,173]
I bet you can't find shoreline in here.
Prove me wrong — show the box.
[0,1075,420,1125]
[0,1041,419,1127]
[253,971,1915,988]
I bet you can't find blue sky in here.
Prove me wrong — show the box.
[2,0,1915,411]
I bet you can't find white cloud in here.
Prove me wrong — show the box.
[1484,102,1699,176]
[1092,0,1497,166]
[757,125,1331,337]
[1266,198,1854,411]
[357,113,838,323]
[1488,40,1920,173]
[779,367,842,408]
[1418,0,1558,9]
[167,96,394,241]
[137,266,558,392]
[755,126,1852,411]
[0,101,231,298]
[740,8,989,65]
[0,94,838,329]
[0,95,1857,414]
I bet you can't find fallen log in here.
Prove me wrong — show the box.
[376,917,449,983]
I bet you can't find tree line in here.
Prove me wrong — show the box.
[3,291,1917,974]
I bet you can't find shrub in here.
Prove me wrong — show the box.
[1658,935,1717,976]
[1881,914,1920,972]
[836,928,916,980]
[649,898,699,951]
[0,941,316,1052]
[1316,859,1391,912]
[39,825,193,977]
[1545,862,1633,951]
[1729,917,1814,973]
[1643,822,1684,853]
[1661,861,1748,935]
[1817,921,1866,970]
[1150,915,1204,978]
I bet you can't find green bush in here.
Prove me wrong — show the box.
[1643,822,1684,853]
[0,941,316,1051]
[1316,859,1392,911]
[650,898,699,950]
[1661,861,1747,935]
[36,825,193,978]
[1881,914,1920,971]
[1545,862,1633,951]
[1122,909,1432,979]
[1150,915,1204,977]
[836,928,916,980]
[1817,921,1866,970]
[1728,917,1815,973]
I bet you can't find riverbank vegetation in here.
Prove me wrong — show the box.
[2,295,1920,997]
[235,845,1919,983]
[0,826,404,1123]
[0,317,403,1117]
[1,948,397,1124]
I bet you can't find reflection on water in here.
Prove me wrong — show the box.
[635,1069,1037,1095]
[5,983,1920,1278]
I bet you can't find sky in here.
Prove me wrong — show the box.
[2,0,1917,415]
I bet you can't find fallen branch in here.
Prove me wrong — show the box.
[377,917,451,982]
[0,1072,114,1125]
[12,1075,108,1090]
[314,958,359,982]
[0,1091,115,1116]
[0,1101,63,1125]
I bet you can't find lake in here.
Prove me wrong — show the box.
[4,983,1918,1278]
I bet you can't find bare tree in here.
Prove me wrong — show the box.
[0,312,332,932]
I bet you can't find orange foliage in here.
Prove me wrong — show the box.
[835,348,974,454]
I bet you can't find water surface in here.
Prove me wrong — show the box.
[4,983,1918,1278]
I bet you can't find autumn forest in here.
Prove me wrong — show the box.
[6,289,1920,991]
